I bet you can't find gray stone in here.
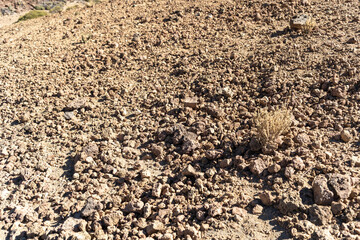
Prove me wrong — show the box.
[182,132,199,153]
[290,14,313,30]
[64,111,75,120]
[312,175,334,205]
[81,198,103,217]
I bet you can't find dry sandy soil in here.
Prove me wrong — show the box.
[0,0,360,239]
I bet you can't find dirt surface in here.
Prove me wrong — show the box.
[0,0,360,239]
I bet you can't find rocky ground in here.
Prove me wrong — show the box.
[0,0,360,239]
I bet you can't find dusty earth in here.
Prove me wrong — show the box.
[0,0,360,239]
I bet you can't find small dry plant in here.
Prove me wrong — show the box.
[301,19,317,35]
[253,106,292,145]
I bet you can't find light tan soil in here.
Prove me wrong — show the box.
[0,0,359,239]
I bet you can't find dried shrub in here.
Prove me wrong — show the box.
[302,19,317,34]
[253,106,292,146]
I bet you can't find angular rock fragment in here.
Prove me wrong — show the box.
[205,149,223,160]
[124,200,144,213]
[290,14,314,30]
[151,144,163,157]
[277,191,304,214]
[294,133,310,145]
[183,97,198,108]
[260,191,274,206]
[208,204,222,217]
[204,104,225,119]
[102,211,122,227]
[146,221,164,235]
[312,175,334,205]
[331,201,346,215]
[249,159,268,175]
[328,174,352,200]
[172,124,187,145]
[152,183,163,198]
[182,165,197,177]
[219,158,232,168]
[181,132,199,153]
[81,198,103,217]
[81,143,99,159]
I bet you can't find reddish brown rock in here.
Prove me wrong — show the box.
[328,174,352,200]
[249,159,268,175]
[312,175,334,205]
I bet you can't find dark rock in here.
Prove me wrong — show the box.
[249,137,262,152]
[331,201,346,215]
[260,191,274,206]
[123,200,144,213]
[328,174,352,200]
[219,158,232,168]
[151,144,163,157]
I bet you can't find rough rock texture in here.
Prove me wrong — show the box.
[312,175,334,205]
[0,0,360,239]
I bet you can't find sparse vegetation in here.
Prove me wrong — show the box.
[17,10,48,22]
[49,5,63,13]
[34,5,45,10]
[302,19,317,35]
[253,106,292,146]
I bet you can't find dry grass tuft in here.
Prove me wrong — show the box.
[301,19,317,34]
[253,106,292,145]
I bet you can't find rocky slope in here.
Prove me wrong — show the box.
[0,0,359,239]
